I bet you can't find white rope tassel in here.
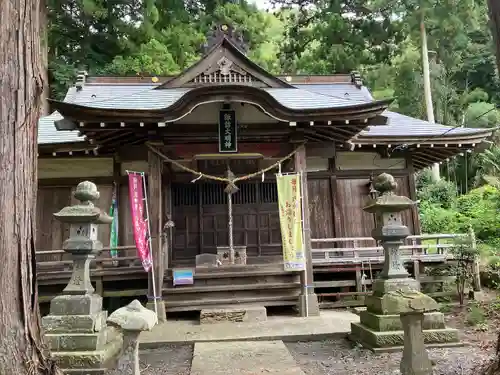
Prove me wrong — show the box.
[278,162,282,176]
[261,171,265,182]
[191,173,202,183]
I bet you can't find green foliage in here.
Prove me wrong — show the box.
[104,39,180,76]
[466,304,487,326]
[417,178,457,209]
[419,202,464,234]
[456,186,500,242]
[465,102,500,128]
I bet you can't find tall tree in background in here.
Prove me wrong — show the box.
[0,2,60,375]
[271,0,404,73]
[489,0,500,72]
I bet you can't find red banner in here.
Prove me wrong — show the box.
[128,173,153,272]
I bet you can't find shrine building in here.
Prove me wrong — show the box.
[36,25,494,316]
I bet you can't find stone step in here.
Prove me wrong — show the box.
[200,305,267,324]
[190,341,305,375]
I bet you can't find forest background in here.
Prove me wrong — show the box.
[47,0,500,263]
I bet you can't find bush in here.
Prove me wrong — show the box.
[456,186,500,242]
[466,304,486,326]
[417,178,457,209]
[419,202,465,234]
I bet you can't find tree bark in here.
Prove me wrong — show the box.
[0,1,61,374]
[488,0,500,73]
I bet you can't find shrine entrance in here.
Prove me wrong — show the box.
[170,179,282,267]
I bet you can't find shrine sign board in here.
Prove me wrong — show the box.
[218,109,238,153]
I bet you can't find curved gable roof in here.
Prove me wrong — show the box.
[156,35,293,89]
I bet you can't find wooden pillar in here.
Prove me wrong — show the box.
[147,150,166,321]
[294,143,320,316]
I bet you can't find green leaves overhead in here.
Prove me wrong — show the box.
[271,0,405,73]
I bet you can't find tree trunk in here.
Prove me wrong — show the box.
[0,2,61,374]
[488,0,500,73]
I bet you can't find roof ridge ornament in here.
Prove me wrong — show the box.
[351,71,363,88]
[202,24,248,55]
[75,70,88,92]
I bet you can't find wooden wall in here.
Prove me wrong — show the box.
[36,147,420,258]
[36,184,113,260]
[306,150,418,241]
[36,157,138,260]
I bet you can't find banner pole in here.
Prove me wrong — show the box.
[140,172,159,322]
[300,171,309,318]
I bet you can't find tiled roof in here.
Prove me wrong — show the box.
[38,81,494,145]
[57,85,368,110]
[38,111,85,144]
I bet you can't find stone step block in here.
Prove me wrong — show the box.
[191,341,305,375]
[350,322,460,351]
[42,311,107,333]
[49,294,103,316]
[359,311,446,332]
[51,336,123,369]
[200,305,267,324]
[46,330,107,352]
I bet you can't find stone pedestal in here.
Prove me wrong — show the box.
[349,174,460,351]
[400,312,433,375]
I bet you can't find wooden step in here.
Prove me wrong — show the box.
[166,295,299,312]
[165,282,301,294]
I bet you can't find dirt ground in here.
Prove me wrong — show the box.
[139,292,500,375]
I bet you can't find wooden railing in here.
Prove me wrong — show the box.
[311,234,467,265]
[36,246,142,275]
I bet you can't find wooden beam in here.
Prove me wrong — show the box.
[294,144,316,301]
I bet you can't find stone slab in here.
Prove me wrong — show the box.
[49,294,103,316]
[350,322,460,350]
[140,310,358,347]
[190,341,305,375]
[360,311,446,331]
[63,369,107,374]
[42,311,107,333]
[200,305,267,324]
[45,331,107,351]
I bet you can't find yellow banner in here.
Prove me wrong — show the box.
[276,174,306,271]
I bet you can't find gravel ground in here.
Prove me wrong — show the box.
[138,299,500,375]
[286,340,494,375]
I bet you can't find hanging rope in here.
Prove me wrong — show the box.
[146,143,304,191]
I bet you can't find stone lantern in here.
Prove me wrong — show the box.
[349,173,459,351]
[54,180,113,295]
[42,181,119,373]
